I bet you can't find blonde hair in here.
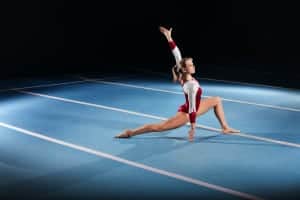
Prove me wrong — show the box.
[175,57,193,82]
[179,57,193,69]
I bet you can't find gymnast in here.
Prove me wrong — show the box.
[115,26,240,139]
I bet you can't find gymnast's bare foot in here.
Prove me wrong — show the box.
[115,130,133,138]
[222,127,240,134]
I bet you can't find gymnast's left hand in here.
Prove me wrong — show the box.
[188,127,195,142]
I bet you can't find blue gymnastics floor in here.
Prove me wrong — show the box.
[0,71,299,200]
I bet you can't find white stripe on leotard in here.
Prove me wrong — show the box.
[171,46,182,70]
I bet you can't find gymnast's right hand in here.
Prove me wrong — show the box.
[159,26,173,40]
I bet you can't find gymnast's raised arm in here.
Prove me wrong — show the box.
[159,26,183,83]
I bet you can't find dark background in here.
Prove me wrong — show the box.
[0,1,299,88]
[0,2,300,200]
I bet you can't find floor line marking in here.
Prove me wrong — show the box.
[17,90,300,149]
[0,75,131,93]
[81,77,300,112]
[0,121,264,200]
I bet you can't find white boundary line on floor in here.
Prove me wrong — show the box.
[2,73,298,112]
[17,90,300,148]
[131,67,299,90]
[0,121,264,200]
[80,77,300,112]
[0,75,133,93]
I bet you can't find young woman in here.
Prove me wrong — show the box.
[115,26,240,139]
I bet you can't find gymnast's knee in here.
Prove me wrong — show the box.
[214,96,222,104]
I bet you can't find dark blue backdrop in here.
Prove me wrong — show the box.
[0,1,299,88]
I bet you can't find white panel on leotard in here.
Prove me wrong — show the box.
[172,46,182,69]
[183,80,199,113]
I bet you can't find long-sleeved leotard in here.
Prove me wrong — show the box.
[168,40,202,124]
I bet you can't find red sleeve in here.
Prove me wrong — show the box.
[189,112,196,123]
[168,40,177,50]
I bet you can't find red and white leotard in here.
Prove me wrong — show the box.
[168,40,202,124]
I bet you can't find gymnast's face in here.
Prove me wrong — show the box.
[184,59,196,74]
